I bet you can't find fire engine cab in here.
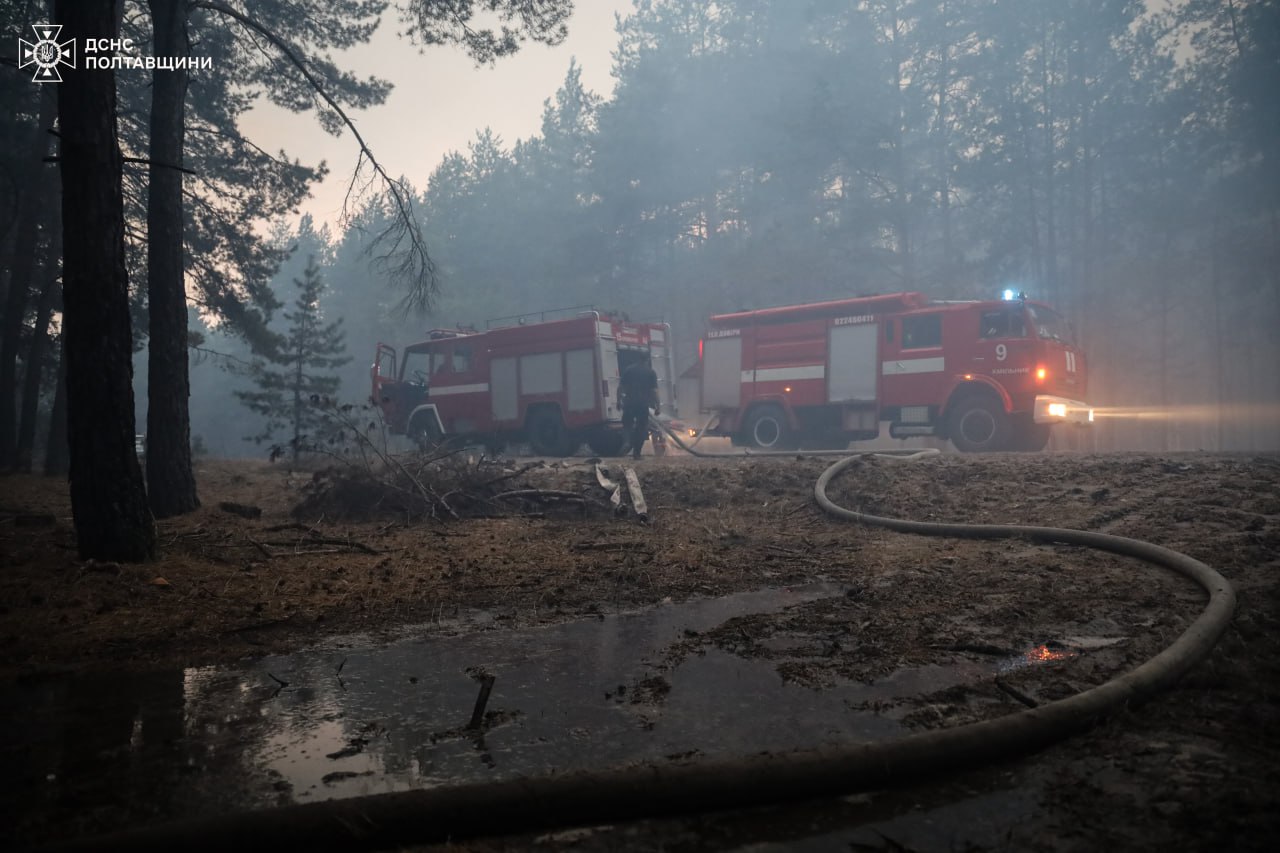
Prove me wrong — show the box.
[371,309,675,457]
[698,291,1092,452]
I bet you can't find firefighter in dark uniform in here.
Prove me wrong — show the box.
[619,359,660,459]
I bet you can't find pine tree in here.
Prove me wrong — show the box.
[55,0,156,561]
[235,256,350,464]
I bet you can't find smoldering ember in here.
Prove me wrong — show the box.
[1,1,1277,852]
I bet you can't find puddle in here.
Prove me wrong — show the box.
[0,585,1098,847]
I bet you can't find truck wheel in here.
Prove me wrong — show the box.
[408,413,444,452]
[587,429,626,457]
[528,410,576,457]
[948,396,1011,452]
[1009,415,1052,451]
[744,405,793,450]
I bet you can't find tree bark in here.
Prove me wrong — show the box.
[15,216,62,472]
[146,0,200,518]
[43,336,68,477]
[0,84,57,469]
[56,0,155,561]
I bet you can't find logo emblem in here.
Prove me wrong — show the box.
[19,24,76,83]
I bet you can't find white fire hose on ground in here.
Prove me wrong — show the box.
[44,442,1236,853]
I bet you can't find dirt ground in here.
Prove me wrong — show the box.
[1,448,1278,850]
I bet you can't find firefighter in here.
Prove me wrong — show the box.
[619,358,660,460]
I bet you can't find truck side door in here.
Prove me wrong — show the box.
[880,313,947,410]
[372,344,397,412]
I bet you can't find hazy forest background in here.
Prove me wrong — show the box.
[3,0,1278,470]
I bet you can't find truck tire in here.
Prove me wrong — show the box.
[528,409,577,457]
[948,396,1011,452]
[744,405,794,450]
[408,412,444,452]
[586,428,626,457]
[1009,414,1052,451]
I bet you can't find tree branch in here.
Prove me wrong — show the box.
[193,0,437,309]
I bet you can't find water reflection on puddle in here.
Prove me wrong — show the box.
[0,584,1099,846]
[244,583,904,801]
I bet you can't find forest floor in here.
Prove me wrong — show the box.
[1,449,1278,851]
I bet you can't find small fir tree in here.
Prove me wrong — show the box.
[236,256,350,463]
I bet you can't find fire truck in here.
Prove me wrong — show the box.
[697,291,1092,452]
[371,309,675,456]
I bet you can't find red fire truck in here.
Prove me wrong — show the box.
[697,291,1092,452]
[371,309,675,456]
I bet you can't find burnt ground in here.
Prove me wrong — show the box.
[1,450,1278,850]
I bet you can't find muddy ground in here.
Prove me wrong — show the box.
[1,449,1278,850]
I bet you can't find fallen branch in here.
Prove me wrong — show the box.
[259,537,381,555]
[572,540,648,551]
[393,454,460,520]
[467,674,497,730]
[477,462,543,490]
[244,535,274,559]
[994,677,1039,708]
[492,489,586,504]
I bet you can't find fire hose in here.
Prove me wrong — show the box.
[44,443,1236,853]
[648,413,942,458]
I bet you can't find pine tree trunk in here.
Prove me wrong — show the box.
[935,0,954,279]
[44,337,68,477]
[16,196,62,472]
[15,242,61,472]
[0,85,57,469]
[146,0,199,518]
[56,0,155,561]
[293,339,304,465]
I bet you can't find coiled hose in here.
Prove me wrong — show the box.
[45,446,1236,853]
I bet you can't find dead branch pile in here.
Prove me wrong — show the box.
[290,450,599,522]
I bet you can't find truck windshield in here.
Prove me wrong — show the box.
[1027,305,1073,343]
[979,306,1026,339]
[402,350,431,384]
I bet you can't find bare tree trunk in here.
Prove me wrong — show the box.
[56,0,155,561]
[293,336,304,465]
[1208,201,1226,452]
[933,0,955,283]
[1271,206,1280,440]
[1158,277,1170,452]
[44,337,68,477]
[145,0,200,518]
[0,85,57,469]
[1018,103,1044,288]
[1039,18,1060,304]
[15,218,61,472]
[887,4,915,288]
